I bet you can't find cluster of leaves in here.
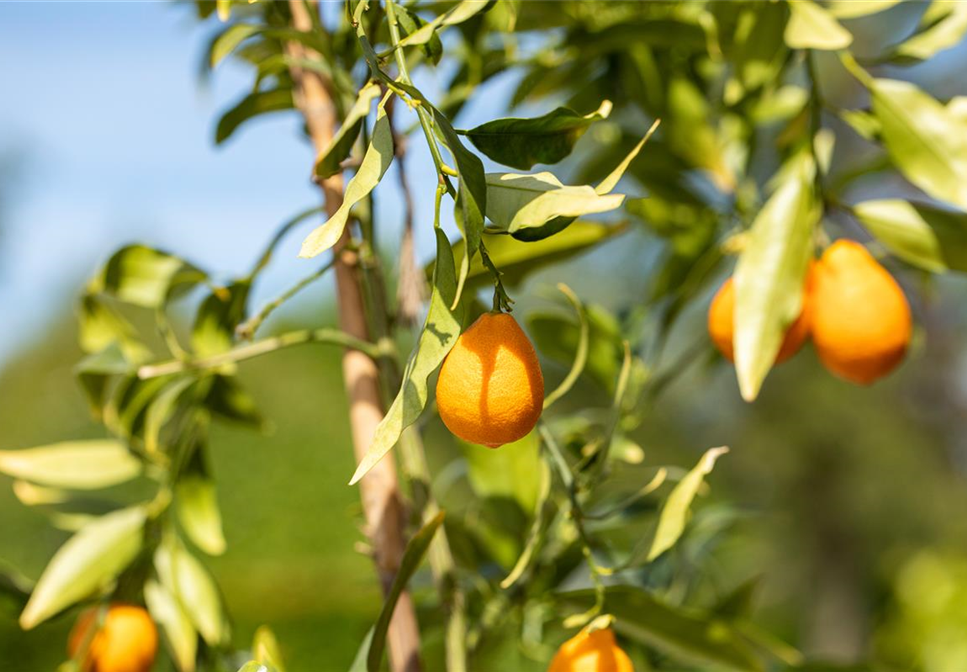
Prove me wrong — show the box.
[4,1,967,671]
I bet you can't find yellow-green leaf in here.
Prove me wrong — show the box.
[0,440,141,490]
[784,0,853,50]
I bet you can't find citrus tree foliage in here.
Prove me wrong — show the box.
[2,1,966,671]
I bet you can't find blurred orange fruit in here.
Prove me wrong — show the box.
[548,626,634,672]
[810,239,911,384]
[436,312,543,448]
[68,603,158,672]
[707,273,811,364]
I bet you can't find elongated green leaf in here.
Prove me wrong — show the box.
[871,78,967,209]
[443,222,625,291]
[500,459,552,589]
[595,119,661,196]
[314,82,381,181]
[734,155,818,401]
[20,506,146,629]
[853,199,967,273]
[77,296,150,362]
[238,663,277,672]
[462,101,612,171]
[91,245,206,309]
[210,23,259,67]
[648,447,728,561]
[215,89,295,145]
[300,100,393,258]
[463,431,542,511]
[894,1,967,61]
[396,5,443,65]
[364,512,444,672]
[485,172,624,234]
[0,441,141,490]
[145,578,198,672]
[350,229,462,485]
[827,0,901,18]
[176,448,226,556]
[192,281,250,358]
[563,585,765,672]
[784,0,852,50]
[144,378,198,456]
[253,625,286,672]
[542,285,589,410]
[156,539,228,646]
[396,0,488,47]
[529,304,624,393]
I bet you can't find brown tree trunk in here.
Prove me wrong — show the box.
[285,3,421,671]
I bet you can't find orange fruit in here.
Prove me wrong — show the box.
[549,627,634,672]
[436,312,543,448]
[707,274,811,364]
[810,239,911,384]
[68,603,158,672]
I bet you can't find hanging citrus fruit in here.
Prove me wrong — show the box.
[436,312,544,448]
[549,626,634,672]
[810,239,911,384]
[68,603,158,672]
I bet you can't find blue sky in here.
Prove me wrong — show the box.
[0,1,505,363]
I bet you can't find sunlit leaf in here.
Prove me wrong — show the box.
[253,625,286,672]
[144,377,198,456]
[314,82,381,181]
[192,281,250,358]
[90,245,206,309]
[894,0,967,62]
[395,0,488,48]
[145,578,198,672]
[462,101,612,171]
[396,5,443,65]
[0,440,140,490]
[215,89,295,145]
[300,98,393,258]
[827,0,901,18]
[176,448,226,556]
[350,229,462,484]
[648,447,729,561]
[156,538,228,646]
[870,77,967,209]
[20,506,146,629]
[733,154,818,401]
[784,0,852,50]
[209,23,260,68]
[852,199,967,273]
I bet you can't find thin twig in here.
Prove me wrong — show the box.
[237,259,336,340]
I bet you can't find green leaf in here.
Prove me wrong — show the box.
[238,663,277,672]
[542,285,589,410]
[145,578,198,672]
[350,229,462,485]
[215,89,295,145]
[529,304,624,393]
[204,375,264,429]
[314,82,381,181]
[395,0,488,48]
[91,245,206,309]
[784,0,852,50]
[870,77,967,209]
[485,172,625,234]
[853,199,967,273]
[463,431,542,512]
[838,109,881,141]
[364,512,444,672]
[192,281,250,358]
[209,23,260,67]
[648,447,729,562]
[144,377,199,456]
[396,5,443,65]
[733,154,818,401]
[894,1,967,61]
[156,538,228,646]
[77,296,150,361]
[462,101,612,171]
[445,221,626,290]
[20,506,147,629]
[0,440,141,490]
[300,98,393,258]
[596,120,661,196]
[563,585,765,672]
[827,0,901,18]
[176,448,226,556]
[253,625,286,672]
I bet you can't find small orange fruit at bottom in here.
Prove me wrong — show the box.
[810,239,911,384]
[68,603,158,672]
[707,275,811,364]
[436,312,544,448]
[549,627,634,672]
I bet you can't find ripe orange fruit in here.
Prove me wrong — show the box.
[707,274,811,364]
[68,603,158,672]
[810,239,911,384]
[549,626,634,672]
[436,312,543,448]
